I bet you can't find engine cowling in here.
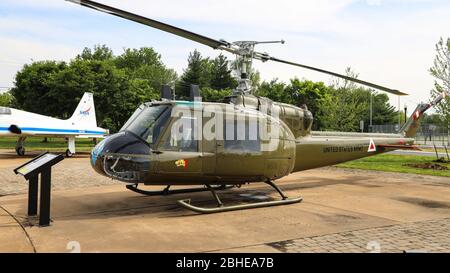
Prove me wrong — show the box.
[226,94,313,139]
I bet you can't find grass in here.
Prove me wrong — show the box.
[421,148,449,154]
[337,154,450,177]
[0,136,97,152]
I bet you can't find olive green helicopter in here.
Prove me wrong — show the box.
[67,0,448,213]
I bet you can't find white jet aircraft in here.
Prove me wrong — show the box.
[0,92,108,157]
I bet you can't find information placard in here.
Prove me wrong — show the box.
[15,153,60,176]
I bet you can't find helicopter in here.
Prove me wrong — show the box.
[67,0,448,213]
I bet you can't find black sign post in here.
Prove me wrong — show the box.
[28,175,38,216]
[14,152,64,227]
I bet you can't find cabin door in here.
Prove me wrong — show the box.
[215,115,264,177]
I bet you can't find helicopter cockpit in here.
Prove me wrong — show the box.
[91,103,174,182]
[120,103,172,147]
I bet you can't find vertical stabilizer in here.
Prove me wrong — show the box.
[69,92,97,127]
[400,91,448,137]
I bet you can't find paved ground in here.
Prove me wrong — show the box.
[1,149,450,253]
[0,150,114,196]
[268,218,450,253]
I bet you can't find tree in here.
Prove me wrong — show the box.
[10,46,177,132]
[0,91,13,107]
[318,67,398,132]
[287,78,331,119]
[255,79,290,104]
[177,50,210,98]
[51,58,156,132]
[115,47,161,70]
[200,87,232,102]
[115,47,177,97]
[317,87,368,132]
[331,67,359,91]
[51,59,128,129]
[318,68,366,132]
[77,44,114,61]
[255,78,333,130]
[11,61,67,117]
[250,70,261,91]
[429,37,450,127]
[363,92,397,129]
[210,54,237,90]
[423,113,445,125]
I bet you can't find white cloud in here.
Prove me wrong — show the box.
[0,17,80,41]
[366,0,382,6]
[1,0,70,9]
[0,37,79,86]
[92,0,356,32]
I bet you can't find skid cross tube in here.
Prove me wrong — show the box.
[126,184,232,196]
[178,181,302,214]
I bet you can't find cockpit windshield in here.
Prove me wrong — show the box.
[120,104,171,146]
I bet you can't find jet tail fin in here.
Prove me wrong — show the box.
[69,92,98,127]
[399,91,448,137]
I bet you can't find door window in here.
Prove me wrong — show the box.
[161,115,198,152]
[223,118,261,153]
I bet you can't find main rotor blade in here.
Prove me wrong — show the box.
[66,0,229,49]
[269,56,408,96]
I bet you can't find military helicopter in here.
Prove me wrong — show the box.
[67,0,448,213]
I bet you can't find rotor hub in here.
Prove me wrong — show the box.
[230,40,285,95]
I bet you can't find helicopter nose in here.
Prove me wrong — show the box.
[90,131,151,181]
[90,138,107,175]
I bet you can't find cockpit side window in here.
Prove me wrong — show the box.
[0,107,11,115]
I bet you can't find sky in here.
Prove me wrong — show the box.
[1,0,449,113]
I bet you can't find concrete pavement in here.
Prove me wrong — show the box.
[1,161,449,252]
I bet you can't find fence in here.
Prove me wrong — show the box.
[370,123,449,146]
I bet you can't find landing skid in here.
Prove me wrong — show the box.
[125,184,233,196]
[178,181,303,214]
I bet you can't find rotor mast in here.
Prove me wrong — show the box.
[230,40,285,94]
